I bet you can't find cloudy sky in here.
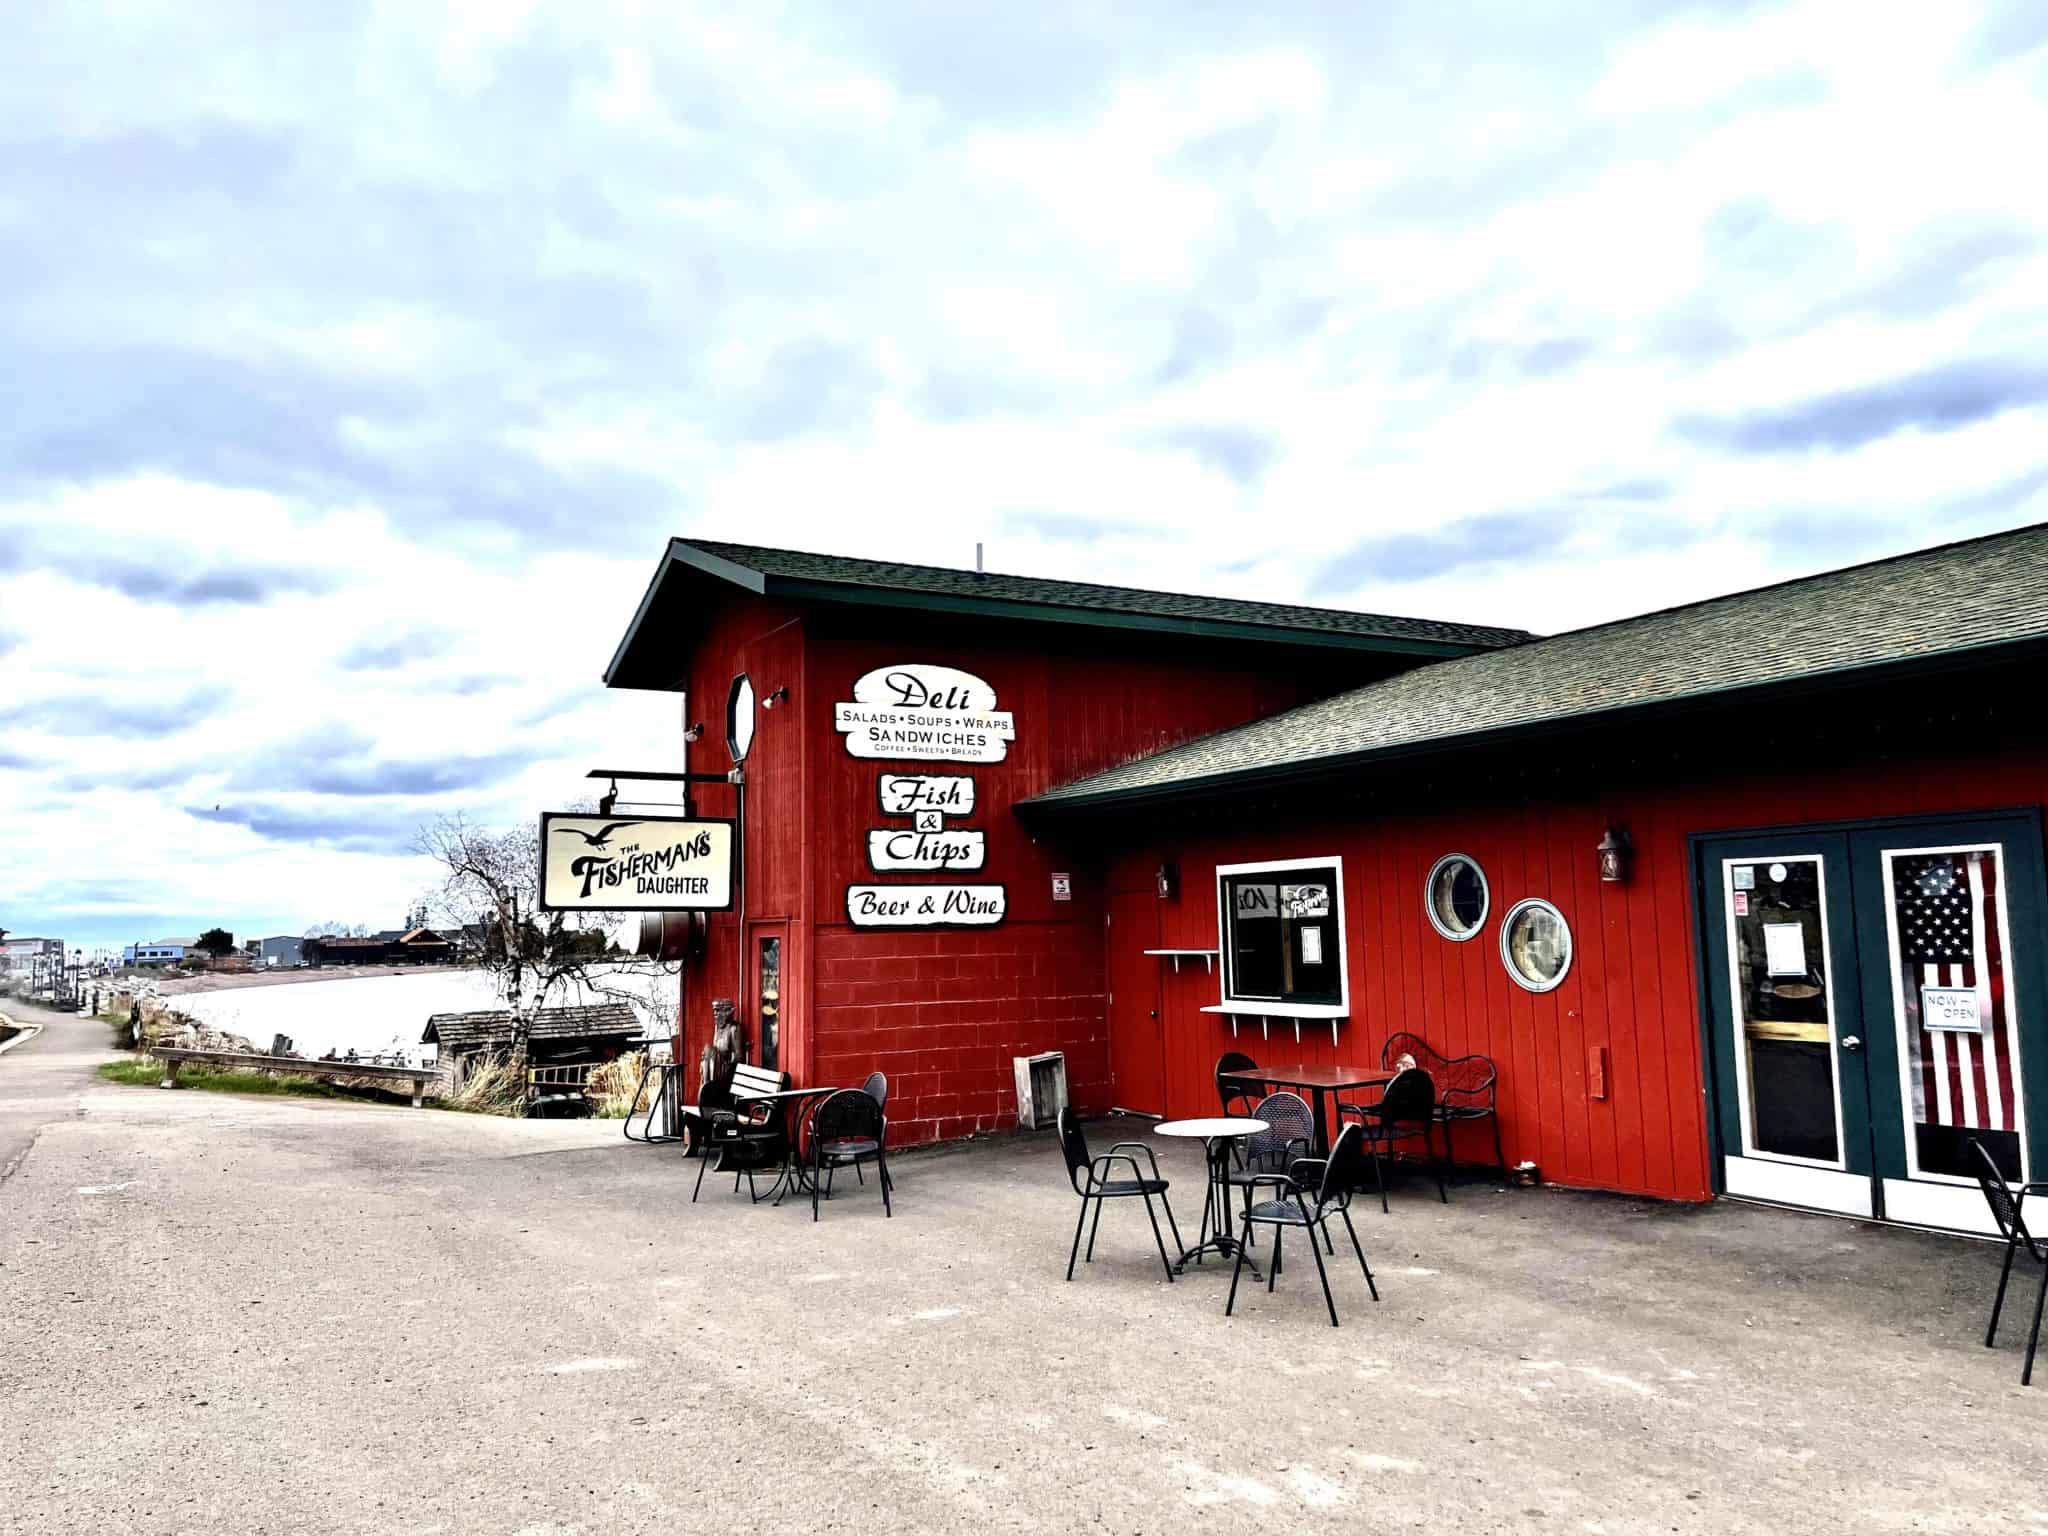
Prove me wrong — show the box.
[4,1,2046,951]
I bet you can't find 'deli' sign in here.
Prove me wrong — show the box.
[539,813,736,912]
[834,664,1014,763]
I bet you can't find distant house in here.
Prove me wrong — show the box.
[0,936,64,973]
[395,927,454,964]
[254,935,306,969]
[123,938,194,967]
[421,1003,642,1091]
[302,935,394,968]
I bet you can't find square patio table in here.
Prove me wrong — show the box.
[1233,1065,1394,1156]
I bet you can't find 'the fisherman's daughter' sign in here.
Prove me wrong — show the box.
[834,664,1015,763]
[539,813,736,911]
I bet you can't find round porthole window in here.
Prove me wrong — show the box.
[1500,898,1572,993]
[1425,853,1489,941]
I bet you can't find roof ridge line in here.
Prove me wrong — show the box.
[675,536,1539,641]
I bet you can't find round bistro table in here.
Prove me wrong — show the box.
[1154,1117,1266,1276]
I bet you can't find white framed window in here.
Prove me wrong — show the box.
[1425,853,1489,941]
[1215,857,1348,1015]
[1500,898,1572,993]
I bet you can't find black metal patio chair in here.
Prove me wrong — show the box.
[1224,1091,1325,1252]
[1226,1122,1380,1327]
[692,1064,791,1204]
[1338,1067,1449,1212]
[1968,1136,2048,1384]
[1057,1108,1183,1283]
[805,1088,891,1222]
[848,1071,890,1189]
[1216,1051,1261,1119]
[1382,1031,1506,1177]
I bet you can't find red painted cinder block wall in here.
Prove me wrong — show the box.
[787,607,1381,1147]
[664,583,1447,1145]
[808,926,1112,1145]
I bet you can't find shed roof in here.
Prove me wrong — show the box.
[605,538,1533,686]
[420,1003,642,1050]
[1022,521,2048,812]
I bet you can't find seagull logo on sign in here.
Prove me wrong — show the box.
[551,821,636,849]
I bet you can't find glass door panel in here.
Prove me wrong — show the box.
[1878,844,2027,1185]
[1700,830,1875,1218]
[755,931,782,1072]
[1724,855,1843,1163]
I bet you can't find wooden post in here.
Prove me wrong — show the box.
[159,1056,181,1090]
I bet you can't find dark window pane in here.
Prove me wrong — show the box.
[1225,867,1341,1006]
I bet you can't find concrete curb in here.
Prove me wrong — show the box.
[0,1013,46,1057]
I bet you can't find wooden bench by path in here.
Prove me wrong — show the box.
[149,1047,441,1108]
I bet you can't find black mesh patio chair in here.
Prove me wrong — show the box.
[1338,1067,1449,1212]
[805,1089,891,1222]
[1215,1052,1261,1119]
[1382,1031,1506,1177]
[850,1071,890,1189]
[681,1068,733,1160]
[1057,1108,1183,1283]
[1224,1092,1326,1253]
[1969,1136,2048,1384]
[692,1066,790,1204]
[1226,1122,1380,1327]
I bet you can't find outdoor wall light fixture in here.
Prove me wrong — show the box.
[762,686,790,709]
[682,722,703,742]
[1597,826,1631,883]
[1156,861,1179,900]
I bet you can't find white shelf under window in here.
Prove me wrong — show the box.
[1143,948,1219,973]
[1199,1002,1348,1044]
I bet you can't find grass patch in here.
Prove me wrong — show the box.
[96,1056,411,1107]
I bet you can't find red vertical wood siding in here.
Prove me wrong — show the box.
[1104,736,2048,1204]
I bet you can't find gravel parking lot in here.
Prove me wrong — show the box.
[3,999,2044,1534]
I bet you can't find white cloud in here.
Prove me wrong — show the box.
[2,0,2045,944]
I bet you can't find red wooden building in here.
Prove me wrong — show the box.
[606,524,2048,1237]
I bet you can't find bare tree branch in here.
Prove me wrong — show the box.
[414,812,665,1057]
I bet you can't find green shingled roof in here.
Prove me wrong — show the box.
[604,538,1534,685]
[1023,521,2048,811]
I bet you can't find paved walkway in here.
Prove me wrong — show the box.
[2,1025,2045,1533]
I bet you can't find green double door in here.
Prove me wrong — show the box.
[1701,811,2048,1234]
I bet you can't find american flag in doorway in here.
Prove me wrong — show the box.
[1896,850,2016,1132]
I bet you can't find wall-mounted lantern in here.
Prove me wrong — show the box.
[762,685,790,710]
[682,722,703,743]
[1156,861,1179,901]
[1597,826,1631,884]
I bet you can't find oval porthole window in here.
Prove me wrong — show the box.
[1500,898,1572,993]
[1425,853,1489,941]
[726,673,757,764]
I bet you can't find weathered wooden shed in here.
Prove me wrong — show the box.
[422,1003,643,1090]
